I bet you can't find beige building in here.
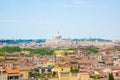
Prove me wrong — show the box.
[41,32,76,48]
[0,66,7,80]
[57,72,89,80]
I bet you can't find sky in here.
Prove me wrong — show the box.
[0,0,120,40]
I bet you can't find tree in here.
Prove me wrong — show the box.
[108,72,114,80]
[94,74,100,79]
[84,48,98,53]
[1,46,21,53]
[70,66,79,72]
[22,48,54,55]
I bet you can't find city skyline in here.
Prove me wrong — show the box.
[0,0,120,40]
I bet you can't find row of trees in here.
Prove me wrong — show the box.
[115,47,120,51]
[84,47,98,53]
[0,46,21,53]
[0,46,54,55]
[0,46,99,56]
[23,48,54,55]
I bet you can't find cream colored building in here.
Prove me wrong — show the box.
[41,32,76,48]
[0,67,7,80]
[53,64,90,80]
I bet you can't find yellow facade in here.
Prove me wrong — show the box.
[58,72,81,80]
[19,70,29,80]
[57,73,90,80]
[79,73,90,80]
[0,56,5,59]
[53,65,90,80]
[54,66,78,80]
[0,73,7,80]
[54,50,74,57]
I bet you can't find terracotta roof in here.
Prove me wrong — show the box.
[40,58,48,61]
[105,61,113,64]
[22,59,32,65]
[111,66,120,70]
[5,60,16,63]
[79,70,88,73]
[8,73,19,76]
[99,71,108,76]
[6,68,19,74]
[106,50,114,54]
[78,60,98,64]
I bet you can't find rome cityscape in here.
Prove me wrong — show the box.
[0,0,120,80]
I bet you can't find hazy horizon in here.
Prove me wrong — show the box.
[0,0,120,40]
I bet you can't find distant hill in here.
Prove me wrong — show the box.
[0,38,112,44]
[0,39,46,44]
[73,38,112,42]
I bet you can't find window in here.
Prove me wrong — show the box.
[61,73,69,77]
[72,73,78,76]
[42,69,45,73]
[48,69,51,72]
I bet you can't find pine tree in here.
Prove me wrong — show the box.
[108,72,114,80]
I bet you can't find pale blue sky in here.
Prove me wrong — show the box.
[0,0,120,40]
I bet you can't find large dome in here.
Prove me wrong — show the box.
[54,32,62,40]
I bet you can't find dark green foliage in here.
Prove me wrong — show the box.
[90,74,100,79]
[34,72,45,78]
[108,72,114,80]
[0,46,54,55]
[84,48,98,53]
[0,59,4,62]
[70,66,79,72]
[0,46,21,53]
[94,74,100,79]
[115,47,120,51]
[67,48,78,50]
[23,48,54,55]
[34,72,52,79]
[64,52,72,55]
[0,53,5,56]
[90,75,94,78]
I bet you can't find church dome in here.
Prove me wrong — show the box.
[54,32,62,40]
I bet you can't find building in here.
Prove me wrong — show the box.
[6,68,20,80]
[0,66,7,80]
[19,66,34,80]
[41,32,76,49]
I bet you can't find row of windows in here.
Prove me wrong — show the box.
[61,73,78,77]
